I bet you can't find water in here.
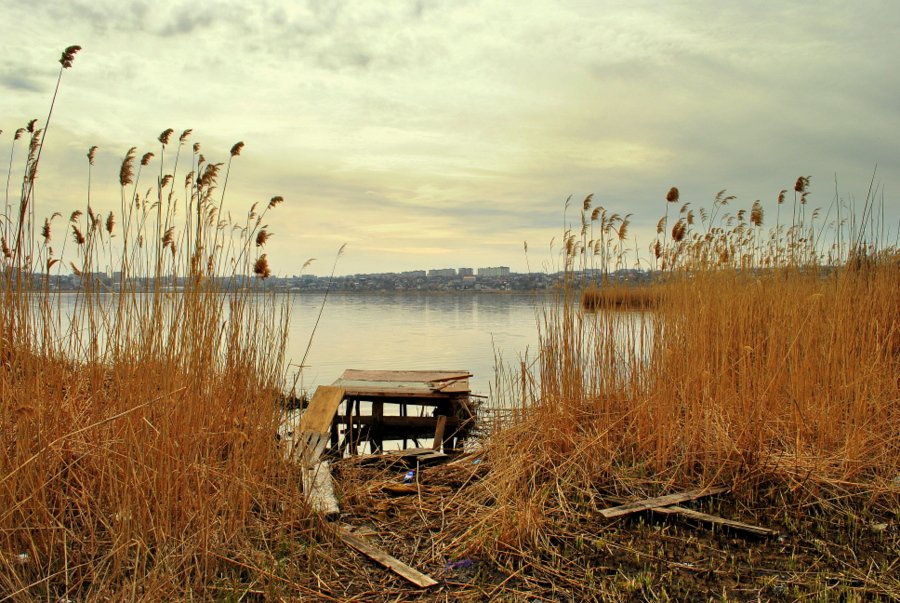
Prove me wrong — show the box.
[285,292,548,397]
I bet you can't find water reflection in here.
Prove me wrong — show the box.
[288,292,547,395]
[34,291,549,397]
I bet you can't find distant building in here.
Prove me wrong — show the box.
[477,266,510,277]
[428,268,457,277]
[458,268,474,277]
[401,270,427,278]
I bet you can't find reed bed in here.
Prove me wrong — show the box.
[3,47,897,601]
[580,284,661,310]
[0,47,334,601]
[446,186,899,599]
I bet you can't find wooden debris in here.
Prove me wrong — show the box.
[599,487,729,519]
[380,483,453,496]
[337,526,438,588]
[381,483,419,496]
[328,369,475,454]
[291,386,346,466]
[654,505,775,537]
[302,461,340,517]
[400,448,448,466]
[432,415,447,450]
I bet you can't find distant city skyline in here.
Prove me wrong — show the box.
[2,1,898,277]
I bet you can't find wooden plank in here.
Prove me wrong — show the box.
[432,415,447,450]
[337,526,438,588]
[382,483,419,496]
[291,431,329,467]
[331,385,464,399]
[656,505,775,537]
[334,369,471,397]
[372,401,384,453]
[302,461,340,517]
[599,487,728,519]
[401,451,447,465]
[300,386,346,434]
[333,415,460,429]
[339,369,470,383]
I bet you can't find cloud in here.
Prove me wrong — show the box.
[1,0,898,276]
[0,72,45,93]
[158,7,219,37]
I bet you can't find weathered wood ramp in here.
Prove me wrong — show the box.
[295,385,345,462]
[302,461,340,517]
[293,386,346,517]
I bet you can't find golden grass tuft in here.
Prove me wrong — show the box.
[0,48,324,600]
[581,283,661,310]
[475,183,899,563]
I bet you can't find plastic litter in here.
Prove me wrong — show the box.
[444,559,475,571]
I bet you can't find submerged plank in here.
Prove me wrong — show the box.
[599,487,729,519]
[337,527,438,588]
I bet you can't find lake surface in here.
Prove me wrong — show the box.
[285,292,549,397]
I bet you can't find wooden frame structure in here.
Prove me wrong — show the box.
[328,369,475,455]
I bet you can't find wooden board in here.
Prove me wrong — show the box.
[290,431,330,467]
[334,369,471,397]
[401,448,448,461]
[300,386,346,434]
[302,461,340,517]
[333,416,461,429]
[381,483,419,496]
[337,526,438,588]
[599,487,728,519]
[655,505,775,537]
[432,415,447,450]
[340,369,471,382]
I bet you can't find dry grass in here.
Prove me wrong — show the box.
[3,47,897,601]
[581,284,661,310]
[455,186,899,599]
[0,48,333,601]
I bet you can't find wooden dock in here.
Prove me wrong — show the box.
[328,369,476,455]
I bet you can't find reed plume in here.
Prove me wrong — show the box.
[119,147,136,186]
[252,253,271,278]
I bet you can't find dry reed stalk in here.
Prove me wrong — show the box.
[0,47,334,601]
[473,186,898,567]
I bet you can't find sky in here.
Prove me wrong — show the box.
[2,0,898,276]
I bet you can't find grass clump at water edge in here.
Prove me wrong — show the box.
[0,47,334,600]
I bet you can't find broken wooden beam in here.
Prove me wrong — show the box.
[654,505,775,537]
[431,415,447,450]
[332,415,461,429]
[337,526,438,588]
[599,487,729,519]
